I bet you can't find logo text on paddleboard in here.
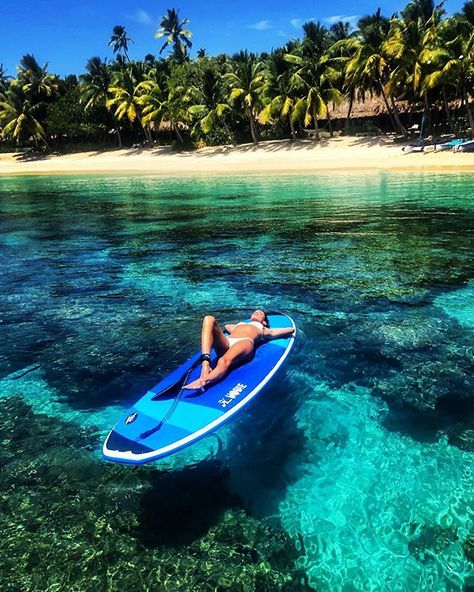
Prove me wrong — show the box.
[218,383,247,408]
[125,412,138,424]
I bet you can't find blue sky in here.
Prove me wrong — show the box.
[0,0,467,77]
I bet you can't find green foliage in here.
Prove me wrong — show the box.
[45,90,107,141]
[224,51,265,143]
[155,8,192,63]
[109,25,134,62]
[0,63,11,95]
[0,83,49,147]
[2,0,474,149]
[17,54,60,103]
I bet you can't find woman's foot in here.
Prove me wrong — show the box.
[200,363,212,382]
[183,377,205,391]
[184,362,211,391]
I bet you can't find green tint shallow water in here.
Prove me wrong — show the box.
[0,172,473,591]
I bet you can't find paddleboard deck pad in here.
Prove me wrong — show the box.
[103,313,296,464]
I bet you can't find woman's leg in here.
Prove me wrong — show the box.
[199,315,229,381]
[185,339,254,390]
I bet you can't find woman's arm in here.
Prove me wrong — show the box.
[263,327,295,341]
[225,324,237,334]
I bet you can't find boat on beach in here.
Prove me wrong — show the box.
[402,143,428,153]
[455,140,474,152]
[403,137,473,153]
[433,139,467,151]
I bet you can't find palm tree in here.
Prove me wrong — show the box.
[79,57,122,147]
[301,21,332,58]
[422,16,474,136]
[0,64,11,96]
[340,10,408,136]
[80,57,111,110]
[330,21,353,42]
[138,79,188,145]
[17,54,59,101]
[259,51,298,140]
[144,54,156,68]
[136,79,165,139]
[108,25,134,62]
[155,9,192,63]
[327,38,357,134]
[285,53,342,140]
[187,67,232,141]
[0,83,49,148]
[384,0,444,134]
[224,51,265,143]
[459,0,474,25]
[107,68,151,144]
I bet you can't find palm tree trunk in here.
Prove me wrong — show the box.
[247,108,258,144]
[312,105,320,141]
[344,88,354,135]
[462,85,474,138]
[222,121,236,146]
[142,121,152,146]
[113,118,122,148]
[442,88,453,133]
[174,123,184,145]
[289,114,296,141]
[423,92,432,136]
[389,96,407,137]
[378,80,396,130]
[39,133,51,152]
[327,108,333,138]
[378,78,406,136]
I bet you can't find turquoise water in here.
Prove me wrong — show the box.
[0,173,473,591]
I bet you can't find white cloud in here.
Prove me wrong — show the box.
[130,9,153,25]
[290,17,316,29]
[247,20,272,30]
[324,14,359,27]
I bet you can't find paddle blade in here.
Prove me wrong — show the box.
[151,377,188,400]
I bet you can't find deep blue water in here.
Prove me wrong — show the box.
[0,172,473,591]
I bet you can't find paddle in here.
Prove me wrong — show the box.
[150,353,209,401]
[141,354,211,439]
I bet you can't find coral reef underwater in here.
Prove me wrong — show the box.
[0,396,313,592]
[1,172,474,591]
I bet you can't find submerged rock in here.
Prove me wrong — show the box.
[0,397,312,592]
[367,309,474,449]
[464,535,474,563]
[408,524,458,564]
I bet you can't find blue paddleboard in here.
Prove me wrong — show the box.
[103,312,296,464]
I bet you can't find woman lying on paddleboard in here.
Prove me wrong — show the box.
[184,309,295,391]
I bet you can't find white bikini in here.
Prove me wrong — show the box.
[226,321,264,348]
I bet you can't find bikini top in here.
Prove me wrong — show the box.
[235,321,264,337]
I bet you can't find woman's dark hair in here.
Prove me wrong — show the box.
[262,310,270,328]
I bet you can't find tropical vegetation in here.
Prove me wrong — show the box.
[1,0,473,151]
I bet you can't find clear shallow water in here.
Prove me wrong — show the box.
[0,172,473,591]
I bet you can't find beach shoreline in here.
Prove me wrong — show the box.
[1,136,474,177]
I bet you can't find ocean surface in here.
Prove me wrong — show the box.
[0,172,473,591]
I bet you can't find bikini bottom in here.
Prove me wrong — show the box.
[226,336,254,348]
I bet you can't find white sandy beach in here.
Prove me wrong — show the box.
[1,136,474,176]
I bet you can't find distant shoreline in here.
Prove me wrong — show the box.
[1,137,474,177]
